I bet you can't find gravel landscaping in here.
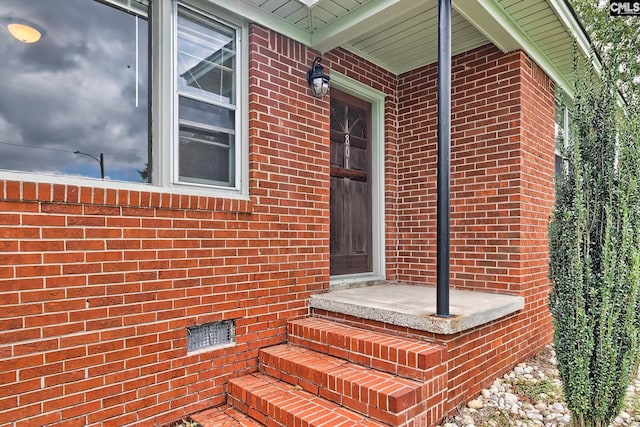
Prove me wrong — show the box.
[439,346,640,427]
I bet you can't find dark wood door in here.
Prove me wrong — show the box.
[330,89,372,276]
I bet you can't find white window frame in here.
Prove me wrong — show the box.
[555,100,571,180]
[172,3,240,191]
[154,0,249,199]
[0,0,249,200]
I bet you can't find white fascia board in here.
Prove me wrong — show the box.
[546,0,602,74]
[311,0,436,53]
[207,0,312,46]
[454,0,572,98]
[452,0,520,53]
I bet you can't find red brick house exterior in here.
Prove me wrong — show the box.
[0,0,585,425]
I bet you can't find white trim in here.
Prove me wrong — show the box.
[311,0,435,53]
[329,274,387,291]
[547,0,601,75]
[453,0,573,98]
[153,0,174,188]
[101,0,149,16]
[329,73,387,289]
[205,0,311,46]
[168,0,249,197]
[0,169,251,201]
[0,0,250,201]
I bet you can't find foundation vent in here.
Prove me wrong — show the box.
[187,320,235,352]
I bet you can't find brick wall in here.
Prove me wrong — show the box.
[315,44,556,415]
[0,23,556,426]
[397,45,544,293]
[0,24,329,427]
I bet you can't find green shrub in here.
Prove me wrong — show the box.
[549,59,640,427]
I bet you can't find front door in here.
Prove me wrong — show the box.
[330,89,372,276]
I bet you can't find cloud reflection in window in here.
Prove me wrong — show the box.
[0,0,149,182]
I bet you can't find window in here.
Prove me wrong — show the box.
[554,100,571,181]
[0,0,149,182]
[0,0,246,195]
[175,5,238,188]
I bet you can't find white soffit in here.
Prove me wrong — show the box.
[209,0,593,93]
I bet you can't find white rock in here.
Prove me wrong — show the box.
[467,399,483,410]
[534,402,547,411]
[461,415,474,425]
[503,392,518,405]
[526,412,544,421]
[481,388,491,399]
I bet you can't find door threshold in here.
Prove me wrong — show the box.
[329,274,385,291]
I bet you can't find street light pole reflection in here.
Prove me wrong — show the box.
[74,150,104,179]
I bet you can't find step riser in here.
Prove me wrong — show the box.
[228,378,444,427]
[228,374,388,427]
[260,345,429,426]
[288,318,446,382]
[223,318,448,427]
[189,405,266,427]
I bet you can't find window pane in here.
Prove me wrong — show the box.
[179,126,235,186]
[0,0,150,182]
[177,6,236,105]
[179,96,234,132]
[555,154,563,182]
[176,7,238,189]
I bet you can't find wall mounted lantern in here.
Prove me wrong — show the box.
[6,18,45,44]
[306,57,330,98]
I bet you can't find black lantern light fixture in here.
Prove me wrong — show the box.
[306,57,330,98]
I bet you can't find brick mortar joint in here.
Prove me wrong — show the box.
[1,180,256,214]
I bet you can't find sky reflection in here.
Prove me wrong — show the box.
[0,0,149,182]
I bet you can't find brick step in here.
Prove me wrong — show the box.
[288,318,446,381]
[228,373,387,427]
[260,344,428,426]
[188,404,265,427]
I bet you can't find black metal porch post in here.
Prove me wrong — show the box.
[436,0,451,317]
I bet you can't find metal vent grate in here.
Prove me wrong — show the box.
[187,320,235,352]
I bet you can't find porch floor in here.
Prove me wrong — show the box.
[310,283,524,335]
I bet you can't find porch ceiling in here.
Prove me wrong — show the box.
[212,0,593,96]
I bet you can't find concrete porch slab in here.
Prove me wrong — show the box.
[310,284,525,335]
